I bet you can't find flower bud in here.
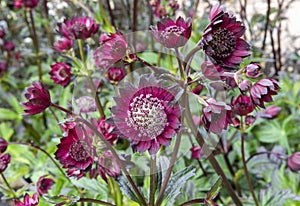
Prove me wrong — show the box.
[0,153,11,172]
[238,79,251,92]
[190,146,202,159]
[244,63,263,78]
[0,137,8,153]
[288,152,300,172]
[259,105,281,119]
[107,67,126,83]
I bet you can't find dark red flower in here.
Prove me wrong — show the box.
[112,75,181,155]
[0,61,7,78]
[49,62,71,86]
[53,38,73,53]
[57,17,99,40]
[55,128,94,171]
[243,63,262,78]
[201,4,251,69]
[201,98,231,134]
[14,0,39,9]
[0,137,8,153]
[94,32,128,69]
[151,16,192,48]
[250,78,280,108]
[107,67,126,83]
[259,105,281,119]
[238,79,251,92]
[21,81,51,115]
[154,4,167,18]
[66,167,86,179]
[37,175,54,195]
[190,146,203,159]
[0,29,5,39]
[191,83,204,95]
[98,151,121,182]
[3,41,15,51]
[245,115,256,125]
[0,153,11,172]
[97,118,118,145]
[15,193,39,206]
[231,95,254,116]
[288,152,300,172]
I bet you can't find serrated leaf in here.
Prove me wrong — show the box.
[156,156,170,192]
[43,194,80,205]
[0,108,21,120]
[116,175,142,204]
[164,166,196,205]
[206,176,222,201]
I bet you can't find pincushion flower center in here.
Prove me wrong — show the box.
[162,25,184,38]
[58,67,67,78]
[208,28,236,58]
[69,140,91,161]
[126,93,168,138]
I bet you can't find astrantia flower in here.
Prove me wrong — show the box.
[0,153,11,172]
[98,151,121,182]
[0,29,5,39]
[112,75,181,155]
[14,0,39,9]
[201,98,231,134]
[55,128,94,170]
[21,81,51,115]
[57,17,99,40]
[259,105,281,119]
[107,67,126,83]
[49,62,71,86]
[37,175,54,195]
[243,63,262,78]
[0,137,8,153]
[288,152,300,172]
[75,96,97,113]
[250,78,280,108]
[97,118,118,144]
[66,167,86,179]
[93,32,128,69]
[2,41,15,51]
[231,95,254,116]
[190,146,203,159]
[238,79,251,92]
[15,193,39,206]
[151,16,192,48]
[53,38,73,53]
[201,4,251,69]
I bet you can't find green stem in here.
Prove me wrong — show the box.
[77,39,105,118]
[0,172,16,198]
[78,198,115,206]
[175,48,184,79]
[241,130,259,206]
[113,178,123,206]
[149,155,156,206]
[51,103,75,116]
[179,198,205,206]
[97,0,114,32]
[108,177,116,204]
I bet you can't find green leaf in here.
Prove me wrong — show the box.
[253,121,285,143]
[116,175,141,204]
[0,122,14,140]
[0,108,21,120]
[206,176,222,201]
[43,194,80,205]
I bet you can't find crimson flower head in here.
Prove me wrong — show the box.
[21,81,51,115]
[250,78,280,108]
[201,4,251,69]
[37,175,54,195]
[190,146,203,159]
[112,75,181,155]
[53,38,73,53]
[14,0,39,9]
[259,105,281,119]
[238,79,251,92]
[0,153,11,172]
[58,17,99,40]
[15,193,39,206]
[288,152,300,172]
[49,62,72,86]
[0,137,8,153]
[151,16,192,48]
[201,98,231,134]
[243,63,263,78]
[66,167,86,179]
[107,67,126,83]
[2,41,15,51]
[98,151,121,182]
[55,128,94,171]
[231,95,254,116]
[94,32,128,69]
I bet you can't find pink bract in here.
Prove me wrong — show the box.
[49,62,72,86]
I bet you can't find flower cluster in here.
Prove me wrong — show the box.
[0,137,10,173]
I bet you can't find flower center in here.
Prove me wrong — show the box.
[126,93,168,138]
[161,25,184,39]
[206,28,236,59]
[58,67,67,79]
[69,140,91,162]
